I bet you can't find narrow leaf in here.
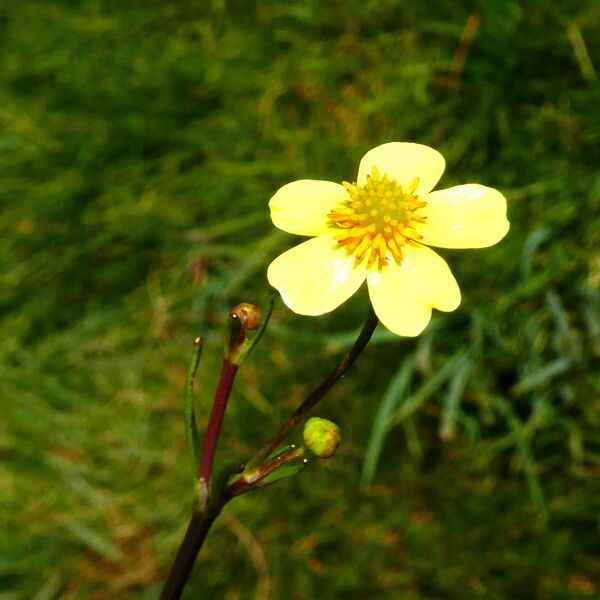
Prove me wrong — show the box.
[440,353,474,440]
[185,337,204,472]
[389,352,464,426]
[361,356,416,486]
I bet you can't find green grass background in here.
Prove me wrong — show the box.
[1,1,599,598]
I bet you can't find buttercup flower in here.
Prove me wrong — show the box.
[267,142,509,336]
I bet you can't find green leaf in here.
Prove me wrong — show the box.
[440,353,474,440]
[361,356,416,486]
[185,338,204,473]
[389,351,465,426]
[259,462,307,486]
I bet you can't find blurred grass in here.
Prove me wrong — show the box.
[1,1,599,598]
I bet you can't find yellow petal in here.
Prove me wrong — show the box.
[367,244,460,337]
[418,184,509,248]
[269,180,349,236]
[267,235,367,315]
[357,142,445,194]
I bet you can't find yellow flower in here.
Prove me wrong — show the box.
[267,142,509,336]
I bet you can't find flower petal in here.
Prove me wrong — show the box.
[418,184,509,248]
[357,142,445,194]
[268,235,367,315]
[269,180,349,236]
[367,244,460,336]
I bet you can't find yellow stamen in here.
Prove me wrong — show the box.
[328,169,427,271]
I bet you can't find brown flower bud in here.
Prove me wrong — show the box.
[229,303,261,331]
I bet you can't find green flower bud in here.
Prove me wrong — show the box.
[303,417,341,458]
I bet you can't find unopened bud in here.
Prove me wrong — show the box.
[229,303,261,330]
[224,298,273,366]
[303,417,341,458]
[226,302,262,364]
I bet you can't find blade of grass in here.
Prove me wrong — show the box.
[512,357,571,396]
[188,212,266,242]
[402,417,423,462]
[520,226,552,278]
[63,519,123,562]
[546,290,582,362]
[440,353,474,440]
[32,574,65,600]
[494,397,547,519]
[389,352,465,427]
[361,356,416,486]
[580,288,600,356]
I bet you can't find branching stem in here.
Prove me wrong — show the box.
[160,304,378,599]
[248,304,378,468]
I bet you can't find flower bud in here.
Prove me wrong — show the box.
[303,417,341,458]
[229,303,261,331]
[226,302,262,364]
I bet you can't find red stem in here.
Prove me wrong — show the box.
[198,359,238,495]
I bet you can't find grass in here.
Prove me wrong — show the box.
[1,1,599,598]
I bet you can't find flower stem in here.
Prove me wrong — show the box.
[160,304,378,599]
[160,510,220,600]
[248,303,378,469]
[161,356,238,600]
[197,359,238,507]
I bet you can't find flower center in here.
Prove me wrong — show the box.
[328,166,427,270]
